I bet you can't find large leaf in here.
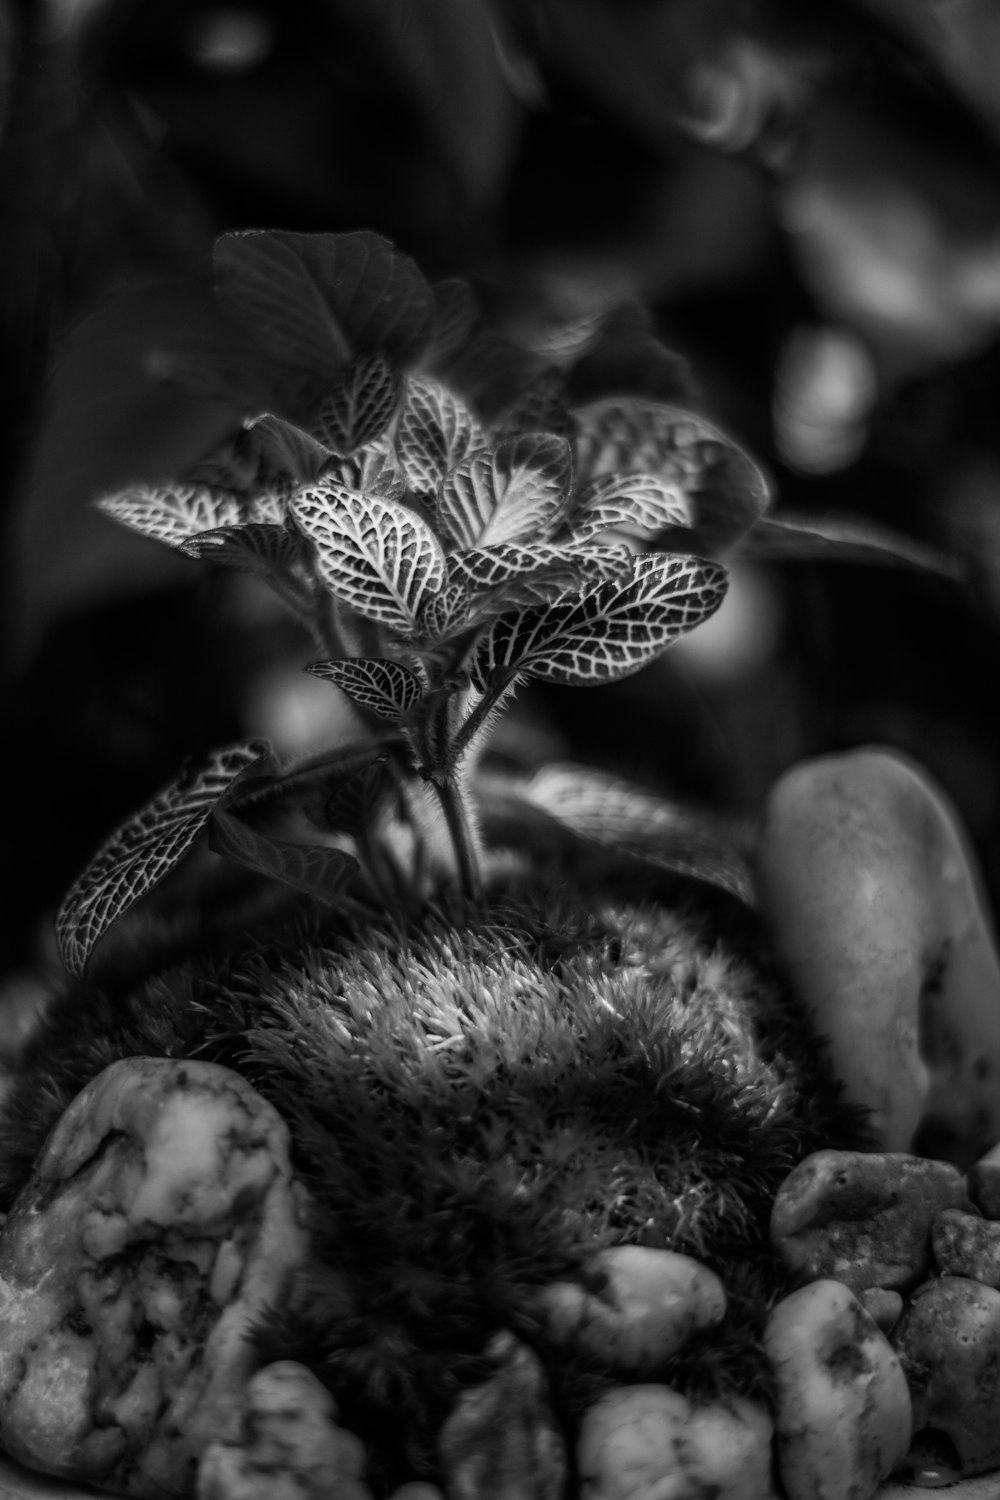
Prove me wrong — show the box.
[209,805,358,903]
[96,482,284,550]
[55,741,268,976]
[570,470,692,543]
[573,398,771,556]
[214,232,351,403]
[522,764,754,906]
[739,514,965,579]
[291,481,446,632]
[436,433,572,548]
[305,657,424,722]
[310,352,402,456]
[289,231,434,363]
[395,374,487,499]
[473,553,727,688]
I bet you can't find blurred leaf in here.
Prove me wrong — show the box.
[740,514,965,579]
[473,553,727,688]
[325,438,408,503]
[522,763,754,906]
[214,230,434,415]
[436,433,572,548]
[210,804,358,902]
[306,657,424,722]
[310,352,402,455]
[421,278,481,372]
[574,397,771,556]
[97,482,283,551]
[291,481,445,632]
[55,740,269,976]
[214,231,351,404]
[497,366,574,439]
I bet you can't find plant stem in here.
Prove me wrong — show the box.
[430,772,483,901]
[452,677,513,763]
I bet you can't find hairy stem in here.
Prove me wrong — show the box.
[430,772,483,901]
[452,676,515,763]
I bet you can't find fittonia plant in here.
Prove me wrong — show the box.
[53,229,957,978]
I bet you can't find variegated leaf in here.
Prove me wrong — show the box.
[524,764,754,906]
[209,804,358,902]
[97,483,248,550]
[473,553,727,689]
[395,374,487,499]
[310,352,401,455]
[305,657,424,722]
[290,480,445,632]
[181,522,304,579]
[436,433,572,549]
[324,438,408,503]
[573,398,770,555]
[55,741,269,976]
[419,580,473,640]
[570,470,691,543]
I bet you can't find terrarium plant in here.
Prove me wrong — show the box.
[0,231,975,1500]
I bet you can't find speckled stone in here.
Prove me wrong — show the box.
[771,1149,971,1292]
[437,1332,566,1500]
[0,1058,311,1499]
[966,1158,1000,1219]
[932,1208,1000,1286]
[892,1276,1000,1477]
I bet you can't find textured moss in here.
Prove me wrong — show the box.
[0,866,870,1491]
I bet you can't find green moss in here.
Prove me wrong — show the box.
[0,868,869,1491]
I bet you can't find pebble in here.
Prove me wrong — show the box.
[771,1149,971,1291]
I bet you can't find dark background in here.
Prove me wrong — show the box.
[5,0,1000,981]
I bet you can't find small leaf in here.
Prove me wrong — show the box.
[97,483,248,549]
[739,514,965,579]
[209,804,358,902]
[437,433,573,548]
[473,553,727,689]
[523,764,754,906]
[324,438,408,503]
[291,480,446,632]
[573,398,771,555]
[181,522,305,580]
[395,374,487,499]
[570,470,691,543]
[306,657,424,722]
[245,414,333,484]
[55,741,269,976]
[310,352,402,455]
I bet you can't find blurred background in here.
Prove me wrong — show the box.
[6,0,1000,988]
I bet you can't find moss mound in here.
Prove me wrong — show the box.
[0,870,869,1490]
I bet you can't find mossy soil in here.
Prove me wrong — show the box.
[0,853,870,1492]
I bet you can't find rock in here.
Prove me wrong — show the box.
[763,1279,912,1500]
[437,1331,566,1500]
[966,1151,1000,1217]
[576,1384,775,1500]
[857,1288,904,1334]
[755,747,1000,1161]
[892,1276,1000,1476]
[197,1361,372,1500]
[932,1207,1000,1285]
[771,1148,970,1292]
[0,1057,311,1498]
[388,1488,446,1500]
[533,1245,727,1375]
